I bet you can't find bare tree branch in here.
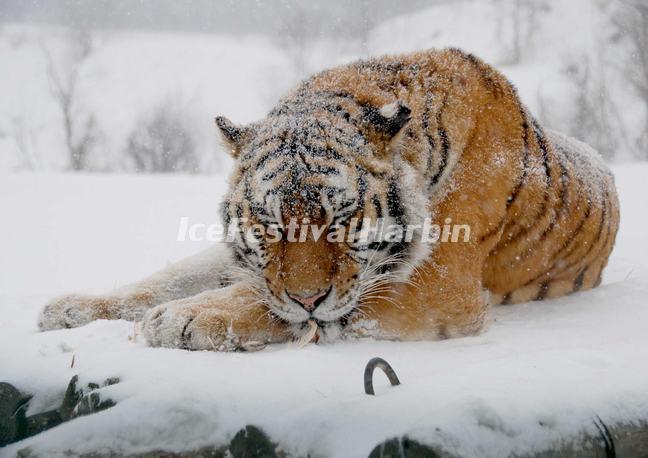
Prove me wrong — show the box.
[40,27,100,171]
[125,97,199,174]
[613,0,648,158]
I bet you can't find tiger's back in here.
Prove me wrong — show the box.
[483,130,620,305]
[298,48,620,315]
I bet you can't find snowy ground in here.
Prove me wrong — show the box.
[1,164,647,456]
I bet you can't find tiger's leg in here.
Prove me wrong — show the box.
[38,245,235,331]
[345,243,489,341]
[141,283,290,351]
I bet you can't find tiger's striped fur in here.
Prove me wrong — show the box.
[213,48,619,341]
[38,48,620,348]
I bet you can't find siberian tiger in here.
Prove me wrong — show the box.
[38,48,620,350]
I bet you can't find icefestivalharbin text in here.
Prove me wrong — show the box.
[176,216,472,244]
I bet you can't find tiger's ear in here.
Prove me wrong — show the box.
[363,101,411,138]
[215,116,252,159]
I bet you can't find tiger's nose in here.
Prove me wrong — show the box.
[286,287,331,312]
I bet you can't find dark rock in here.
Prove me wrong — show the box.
[369,436,442,458]
[0,382,31,447]
[229,425,278,458]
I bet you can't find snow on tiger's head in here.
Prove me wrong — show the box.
[214,92,429,337]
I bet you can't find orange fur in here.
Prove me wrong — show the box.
[39,49,620,348]
[245,49,618,340]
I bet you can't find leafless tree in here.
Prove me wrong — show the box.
[41,27,100,171]
[11,116,39,170]
[495,0,549,64]
[275,2,324,73]
[125,98,199,174]
[612,0,648,158]
[563,56,627,161]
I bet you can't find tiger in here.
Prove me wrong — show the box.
[38,48,620,351]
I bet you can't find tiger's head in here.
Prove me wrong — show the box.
[216,91,430,339]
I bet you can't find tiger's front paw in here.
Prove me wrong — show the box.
[38,294,122,331]
[141,301,265,352]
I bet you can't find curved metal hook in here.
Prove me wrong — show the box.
[364,357,401,395]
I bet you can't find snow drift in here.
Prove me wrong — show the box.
[0,164,647,456]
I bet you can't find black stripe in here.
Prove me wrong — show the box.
[249,201,264,218]
[505,118,552,244]
[242,174,254,210]
[553,150,607,267]
[429,98,450,188]
[601,189,619,261]
[221,197,232,225]
[256,143,344,171]
[255,145,291,170]
[232,250,246,267]
[546,149,595,264]
[304,144,346,160]
[333,209,356,226]
[356,166,368,214]
[522,148,570,251]
[522,191,594,288]
[555,149,571,209]
[386,179,404,222]
[449,48,504,97]
[506,108,531,207]
[233,201,257,262]
[554,199,593,263]
[530,149,570,241]
[313,118,367,152]
[480,104,531,243]
[573,269,586,292]
[569,189,610,269]
[368,241,392,252]
[372,194,383,218]
[506,128,567,260]
[382,177,409,271]
[261,161,291,181]
[346,244,367,252]
[337,197,356,213]
[535,282,549,301]
[533,118,552,187]
[243,136,281,161]
[309,165,341,176]
[539,148,570,235]
[422,93,436,176]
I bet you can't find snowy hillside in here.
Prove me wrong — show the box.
[0,164,647,456]
[1,0,646,172]
[0,25,296,172]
